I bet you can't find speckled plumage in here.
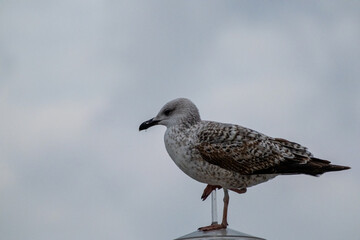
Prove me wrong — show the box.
[164,121,278,189]
[140,98,349,190]
[139,98,350,231]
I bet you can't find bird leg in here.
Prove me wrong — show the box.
[221,188,229,227]
[198,188,230,231]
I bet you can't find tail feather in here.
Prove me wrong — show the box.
[253,157,350,176]
[308,157,351,176]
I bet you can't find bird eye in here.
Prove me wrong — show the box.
[164,109,173,116]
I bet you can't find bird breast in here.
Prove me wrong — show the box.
[164,125,277,188]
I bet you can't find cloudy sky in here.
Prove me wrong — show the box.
[1,1,359,240]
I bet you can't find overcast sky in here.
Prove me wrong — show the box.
[1,1,359,240]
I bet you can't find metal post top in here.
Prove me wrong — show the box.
[175,191,265,240]
[174,228,266,240]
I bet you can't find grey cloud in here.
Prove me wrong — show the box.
[1,1,359,240]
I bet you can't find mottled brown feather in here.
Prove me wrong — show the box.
[196,121,349,176]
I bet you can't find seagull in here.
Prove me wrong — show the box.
[139,98,350,231]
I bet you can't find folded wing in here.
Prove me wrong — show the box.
[195,122,348,176]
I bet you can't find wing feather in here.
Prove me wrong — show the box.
[196,122,312,175]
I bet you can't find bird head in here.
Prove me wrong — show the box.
[139,98,201,131]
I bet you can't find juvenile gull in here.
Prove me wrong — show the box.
[139,98,350,231]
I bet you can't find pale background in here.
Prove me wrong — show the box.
[1,1,359,240]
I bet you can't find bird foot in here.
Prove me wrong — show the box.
[230,188,247,194]
[198,223,227,231]
[201,185,222,201]
[201,185,247,201]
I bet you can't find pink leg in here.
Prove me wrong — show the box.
[198,189,229,231]
[199,187,247,231]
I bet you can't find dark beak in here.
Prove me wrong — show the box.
[139,118,160,131]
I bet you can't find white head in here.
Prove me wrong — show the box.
[139,98,201,130]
